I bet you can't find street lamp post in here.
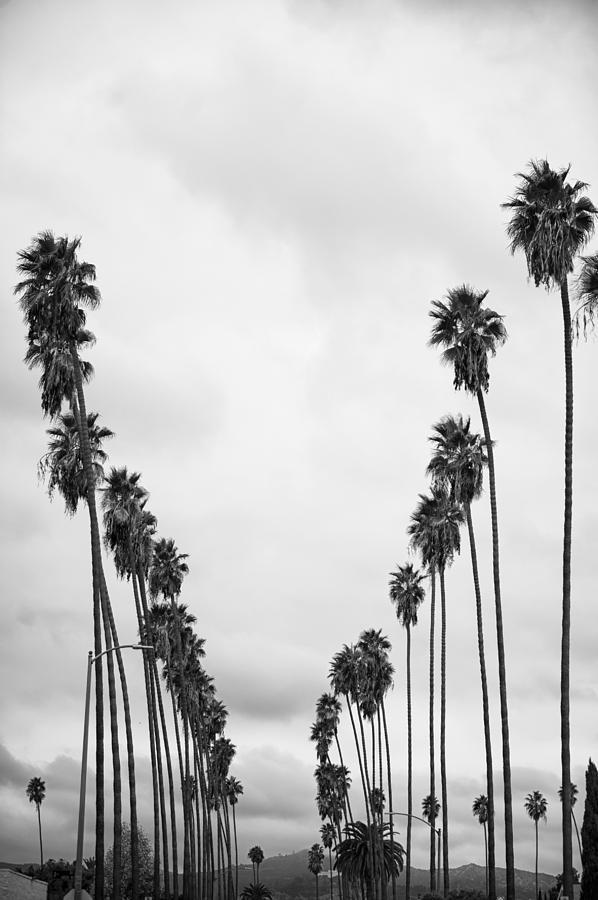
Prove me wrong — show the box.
[72,643,153,900]
[389,811,441,895]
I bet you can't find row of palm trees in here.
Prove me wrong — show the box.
[307,159,598,900]
[15,232,247,900]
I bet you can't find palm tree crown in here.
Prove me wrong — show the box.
[574,252,598,337]
[427,414,487,507]
[26,777,46,811]
[525,791,548,823]
[473,795,488,825]
[502,159,597,289]
[389,563,425,629]
[429,285,507,394]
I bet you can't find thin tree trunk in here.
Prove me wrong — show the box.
[429,568,436,894]
[103,577,139,900]
[535,818,539,900]
[70,345,105,898]
[356,706,378,900]
[476,388,514,900]
[406,624,412,900]
[483,821,488,899]
[334,732,354,824]
[168,594,192,900]
[465,504,496,900]
[37,805,43,868]
[439,567,449,896]
[572,809,583,873]
[560,277,574,900]
[232,804,239,900]
[381,702,396,900]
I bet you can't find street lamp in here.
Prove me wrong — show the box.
[388,810,441,893]
[72,643,153,900]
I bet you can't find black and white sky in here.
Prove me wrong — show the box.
[1,0,598,879]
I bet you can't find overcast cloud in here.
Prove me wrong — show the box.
[1,0,598,881]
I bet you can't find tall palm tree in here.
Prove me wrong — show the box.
[26,777,45,868]
[320,823,336,900]
[408,488,462,896]
[504,162,597,899]
[226,776,243,900]
[149,537,192,897]
[472,795,488,898]
[429,285,511,900]
[559,783,583,873]
[427,414,496,900]
[15,232,122,897]
[525,790,548,900]
[389,563,425,900]
[248,846,264,884]
[308,843,325,900]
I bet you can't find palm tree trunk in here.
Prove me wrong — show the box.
[572,809,583,873]
[328,847,334,900]
[334,732,354,824]
[152,652,179,900]
[483,821,488,899]
[476,388,514,900]
[406,624,412,900]
[535,818,538,900]
[380,702,396,900]
[138,570,174,899]
[103,577,139,900]
[356,707,378,900]
[428,567,436,894]
[345,695,375,892]
[232,803,239,900]
[465,504,496,900]
[560,277,574,900]
[439,567,449,896]
[70,344,105,898]
[36,805,43,868]
[316,873,320,900]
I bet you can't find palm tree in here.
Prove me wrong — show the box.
[26,778,45,868]
[149,537,192,897]
[472,795,488,897]
[408,488,462,896]
[504,162,597,900]
[240,884,272,900]
[389,563,425,900]
[525,791,548,900]
[421,795,440,891]
[574,252,598,337]
[429,285,511,900]
[248,846,264,884]
[320,823,336,900]
[559,783,583,873]
[226,777,243,900]
[15,232,120,897]
[427,414,496,900]
[334,821,403,900]
[308,843,325,900]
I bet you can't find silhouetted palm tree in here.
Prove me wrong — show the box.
[248,846,264,884]
[472,795,488,897]
[334,822,403,900]
[525,791,548,900]
[320,823,336,900]
[240,883,272,900]
[504,161,597,899]
[309,843,325,900]
[574,252,598,337]
[26,777,45,868]
[429,285,510,900]
[389,563,424,900]
[428,414,496,900]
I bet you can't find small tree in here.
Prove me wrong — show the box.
[581,759,598,899]
[248,845,264,883]
[105,822,153,899]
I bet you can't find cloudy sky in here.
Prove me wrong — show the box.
[1,0,598,882]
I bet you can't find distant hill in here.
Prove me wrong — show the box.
[246,851,557,899]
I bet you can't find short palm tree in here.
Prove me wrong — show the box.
[504,162,597,900]
[428,414,496,900]
[308,843,325,900]
[26,778,45,867]
[472,795,489,897]
[525,791,548,900]
[248,846,264,883]
[429,285,511,900]
[240,883,272,900]
[421,795,440,890]
[334,821,403,900]
[389,563,425,900]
